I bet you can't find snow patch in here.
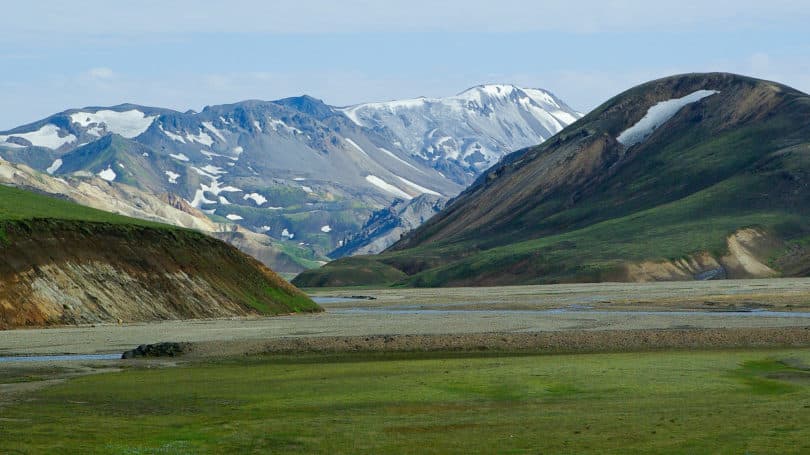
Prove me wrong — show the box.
[0,124,76,150]
[159,125,186,143]
[219,196,231,205]
[396,176,442,196]
[226,214,243,221]
[97,167,116,181]
[617,90,719,147]
[345,138,369,157]
[365,175,412,200]
[186,129,214,146]
[70,110,157,138]
[202,121,227,142]
[281,228,295,239]
[165,170,180,184]
[268,117,303,135]
[320,225,332,233]
[170,153,190,162]
[244,192,267,206]
[200,164,226,175]
[378,147,422,172]
[200,149,225,160]
[46,159,63,175]
[190,189,216,207]
[301,185,314,193]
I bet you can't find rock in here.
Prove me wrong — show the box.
[121,342,191,359]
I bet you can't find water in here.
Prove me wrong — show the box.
[328,307,810,318]
[312,297,370,304]
[0,353,121,363]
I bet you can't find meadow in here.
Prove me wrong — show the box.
[2,348,810,453]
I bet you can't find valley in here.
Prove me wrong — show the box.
[4,3,810,453]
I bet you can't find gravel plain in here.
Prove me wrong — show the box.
[2,278,810,356]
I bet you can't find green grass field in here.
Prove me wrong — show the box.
[0,183,170,228]
[2,348,810,453]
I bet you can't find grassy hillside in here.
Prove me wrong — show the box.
[295,73,810,287]
[0,184,319,325]
[0,183,170,226]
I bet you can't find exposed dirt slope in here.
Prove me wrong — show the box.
[0,219,319,329]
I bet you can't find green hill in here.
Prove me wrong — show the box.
[0,184,319,328]
[295,73,810,287]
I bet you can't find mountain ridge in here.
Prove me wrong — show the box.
[0,84,581,272]
[294,72,810,287]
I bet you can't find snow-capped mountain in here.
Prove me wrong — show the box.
[340,84,582,184]
[0,85,581,269]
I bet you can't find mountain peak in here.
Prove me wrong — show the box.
[457,84,521,97]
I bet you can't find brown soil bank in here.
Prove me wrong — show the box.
[0,219,320,329]
[188,327,810,357]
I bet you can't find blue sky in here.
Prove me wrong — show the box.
[2,0,810,129]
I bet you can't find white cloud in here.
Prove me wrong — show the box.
[86,67,115,80]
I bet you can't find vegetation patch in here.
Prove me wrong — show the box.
[2,349,810,453]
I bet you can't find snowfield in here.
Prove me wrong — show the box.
[617,90,720,147]
[0,124,76,150]
[338,84,582,174]
[70,110,157,138]
[366,175,412,200]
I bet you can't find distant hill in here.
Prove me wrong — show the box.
[0,184,319,328]
[295,73,810,287]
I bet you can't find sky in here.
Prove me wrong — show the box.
[2,0,810,129]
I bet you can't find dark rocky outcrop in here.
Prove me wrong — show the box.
[122,342,192,359]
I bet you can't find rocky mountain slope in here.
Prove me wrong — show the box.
[340,85,581,184]
[330,194,448,258]
[0,157,318,276]
[294,73,810,287]
[0,185,319,328]
[0,86,580,270]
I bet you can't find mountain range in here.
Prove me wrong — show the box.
[0,85,581,273]
[294,73,810,287]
